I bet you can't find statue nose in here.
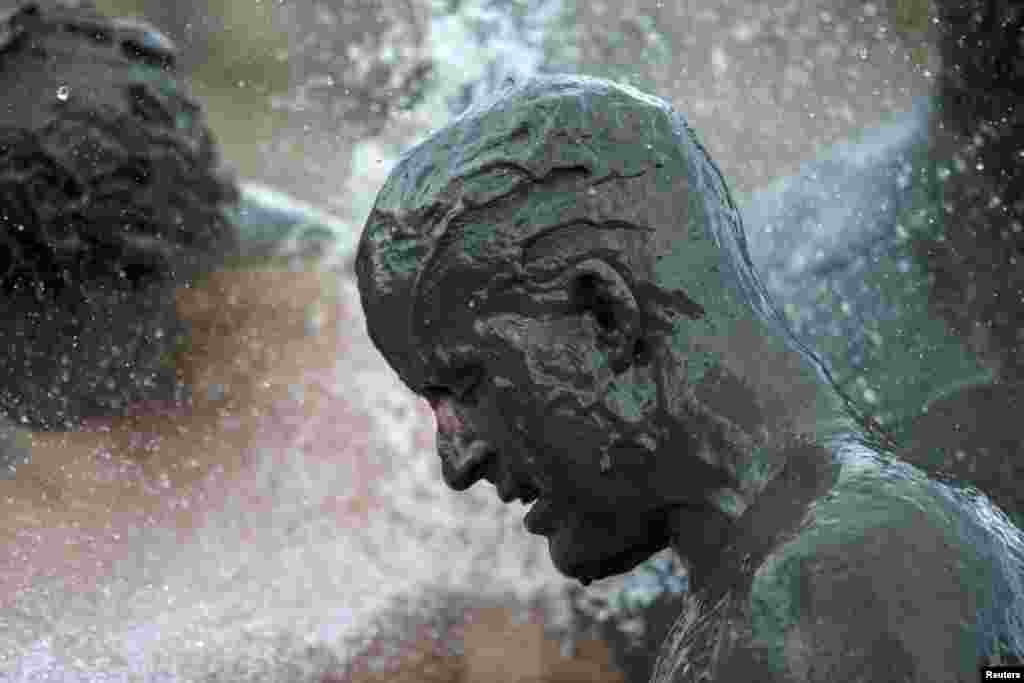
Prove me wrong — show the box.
[430,394,494,490]
[438,435,495,491]
[431,394,464,436]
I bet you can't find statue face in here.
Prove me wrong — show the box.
[356,74,767,582]
[378,225,728,584]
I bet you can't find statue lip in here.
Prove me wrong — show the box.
[497,479,539,505]
[440,437,494,491]
[523,497,558,535]
[442,433,545,509]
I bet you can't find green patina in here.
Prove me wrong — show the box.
[651,171,754,393]
[748,550,799,676]
[585,347,610,374]
[749,458,991,675]
[371,77,671,225]
[455,220,497,260]
[122,61,197,133]
[127,62,179,97]
[734,443,783,497]
[668,320,719,388]
[460,167,525,207]
[707,487,748,518]
[175,110,193,130]
[377,234,423,278]
[604,374,658,423]
[360,213,420,280]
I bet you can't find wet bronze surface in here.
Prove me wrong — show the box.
[356,74,1024,680]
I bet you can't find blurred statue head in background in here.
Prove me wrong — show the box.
[0,1,239,429]
[356,74,844,584]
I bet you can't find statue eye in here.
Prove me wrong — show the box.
[422,360,483,404]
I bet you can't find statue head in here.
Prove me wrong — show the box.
[0,2,239,428]
[356,74,846,583]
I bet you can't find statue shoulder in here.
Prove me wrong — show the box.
[653,457,995,682]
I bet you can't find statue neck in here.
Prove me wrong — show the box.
[661,311,857,582]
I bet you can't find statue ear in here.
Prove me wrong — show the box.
[568,259,647,373]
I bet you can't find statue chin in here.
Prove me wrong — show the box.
[547,517,671,584]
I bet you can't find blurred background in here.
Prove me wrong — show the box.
[91,0,936,217]
[3,0,1019,681]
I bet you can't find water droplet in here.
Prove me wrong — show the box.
[207,384,226,401]
[56,85,70,101]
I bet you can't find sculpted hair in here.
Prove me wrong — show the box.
[356,74,717,382]
[355,75,878,437]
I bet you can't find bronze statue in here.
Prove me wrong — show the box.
[356,74,1024,680]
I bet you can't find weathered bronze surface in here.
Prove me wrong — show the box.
[356,74,1024,680]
